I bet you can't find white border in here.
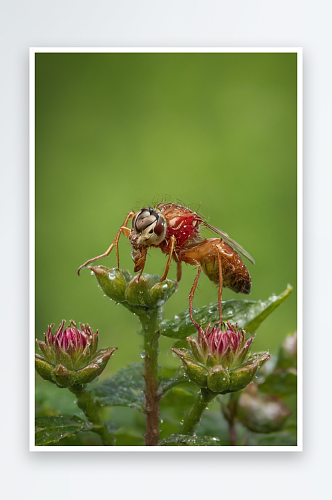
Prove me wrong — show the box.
[29,47,302,452]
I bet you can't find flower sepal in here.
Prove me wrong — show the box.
[171,348,208,388]
[207,365,230,393]
[228,352,271,392]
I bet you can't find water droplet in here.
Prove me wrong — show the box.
[140,352,146,359]
[108,269,116,280]
[226,307,234,317]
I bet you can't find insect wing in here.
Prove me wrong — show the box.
[203,222,255,265]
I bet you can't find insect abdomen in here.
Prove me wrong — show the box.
[202,257,251,294]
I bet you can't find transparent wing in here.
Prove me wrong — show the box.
[202,222,255,265]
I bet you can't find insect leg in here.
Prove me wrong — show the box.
[189,262,201,324]
[159,235,176,282]
[77,211,135,275]
[217,247,224,324]
[176,260,182,282]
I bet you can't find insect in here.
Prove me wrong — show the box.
[77,202,255,324]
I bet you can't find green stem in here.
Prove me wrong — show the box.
[69,385,114,446]
[140,308,161,446]
[182,388,216,435]
[219,392,240,446]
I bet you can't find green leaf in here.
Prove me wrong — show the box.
[259,369,297,397]
[88,363,145,412]
[35,415,94,445]
[160,434,220,446]
[158,374,188,397]
[161,286,293,339]
[250,431,297,446]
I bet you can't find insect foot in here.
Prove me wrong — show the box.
[171,321,270,394]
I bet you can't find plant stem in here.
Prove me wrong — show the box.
[182,388,216,435]
[69,385,114,446]
[140,308,161,446]
[229,422,237,446]
[220,392,240,446]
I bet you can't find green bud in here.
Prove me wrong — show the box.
[237,384,292,433]
[91,266,131,303]
[125,275,157,306]
[149,280,177,307]
[171,348,208,388]
[91,266,177,309]
[228,352,270,392]
[35,354,54,382]
[207,365,230,393]
[276,331,297,370]
[51,364,73,388]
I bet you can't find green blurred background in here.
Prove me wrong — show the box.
[35,52,297,377]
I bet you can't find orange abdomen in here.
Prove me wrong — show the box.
[180,238,251,295]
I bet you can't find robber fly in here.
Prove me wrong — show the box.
[77,202,255,324]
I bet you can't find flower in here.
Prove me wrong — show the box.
[35,320,117,388]
[171,321,270,394]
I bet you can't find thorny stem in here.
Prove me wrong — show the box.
[140,308,161,446]
[182,388,216,435]
[69,385,115,446]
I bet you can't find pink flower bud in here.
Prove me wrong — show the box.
[37,320,99,371]
[35,320,117,387]
[189,321,253,368]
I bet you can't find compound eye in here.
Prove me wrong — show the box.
[136,215,157,231]
[154,216,165,236]
[133,208,158,232]
[132,213,139,229]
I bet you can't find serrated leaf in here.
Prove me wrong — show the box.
[88,363,145,412]
[161,286,293,339]
[35,415,94,445]
[160,433,220,446]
